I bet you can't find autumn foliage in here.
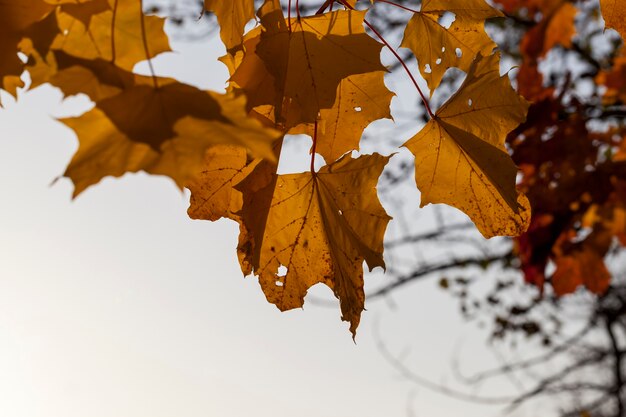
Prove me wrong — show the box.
[2,0,625,335]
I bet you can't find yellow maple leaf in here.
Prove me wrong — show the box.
[25,0,170,96]
[237,153,391,336]
[62,81,279,196]
[404,53,531,238]
[235,0,385,125]
[50,0,170,72]
[401,0,502,95]
[30,51,137,100]
[290,71,394,163]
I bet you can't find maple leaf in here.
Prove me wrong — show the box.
[290,71,394,163]
[187,141,284,279]
[401,0,503,95]
[205,0,256,53]
[24,0,171,98]
[49,0,170,72]
[236,153,391,336]
[97,82,227,149]
[62,80,279,196]
[31,51,137,101]
[234,0,385,125]
[404,53,531,238]
[600,0,626,40]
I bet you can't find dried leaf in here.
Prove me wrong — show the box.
[62,83,279,195]
[51,0,170,72]
[404,53,531,238]
[290,71,394,163]
[237,154,391,336]
[401,0,502,94]
[235,0,385,125]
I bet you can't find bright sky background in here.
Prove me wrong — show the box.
[0,18,550,417]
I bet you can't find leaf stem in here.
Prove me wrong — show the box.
[111,0,118,62]
[364,19,434,118]
[288,0,292,31]
[139,0,159,89]
[311,119,319,173]
[296,0,301,19]
[337,0,434,119]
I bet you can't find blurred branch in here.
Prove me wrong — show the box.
[369,252,513,300]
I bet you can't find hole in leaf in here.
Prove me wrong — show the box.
[277,265,288,277]
[455,48,462,58]
[354,106,362,112]
[438,11,455,28]
[275,280,284,287]
[338,209,343,215]
[436,58,442,65]
[424,64,432,74]
[468,98,473,107]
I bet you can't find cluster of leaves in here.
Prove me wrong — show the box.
[496,0,626,298]
[2,0,623,336]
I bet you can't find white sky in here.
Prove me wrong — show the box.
[0,22,548,417]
